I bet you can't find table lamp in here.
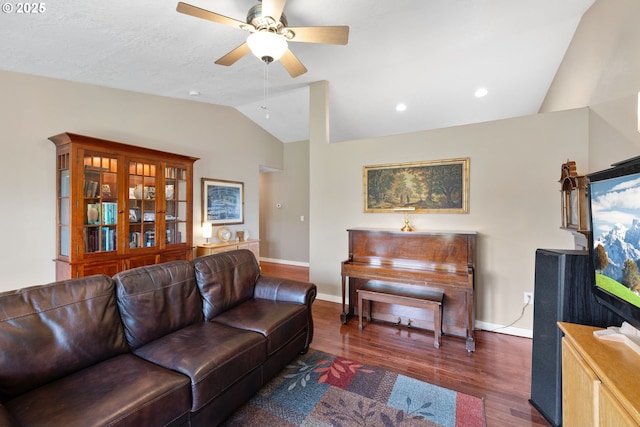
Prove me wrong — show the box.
[202,222,213,244]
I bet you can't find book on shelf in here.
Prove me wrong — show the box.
[84,227,99,253]
[164,230,182,244]
[82,226,116,253]
[101,202,117,225]
[144,230,155,247]
[84,180,100,198]
[101,227,116,252]
[129,231,142,248]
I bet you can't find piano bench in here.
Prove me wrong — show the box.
[357,281,444,349]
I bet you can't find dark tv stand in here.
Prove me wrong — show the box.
[530,249,624,427]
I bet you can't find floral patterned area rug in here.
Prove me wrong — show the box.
[222,349,486,427]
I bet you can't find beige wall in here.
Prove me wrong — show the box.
[0,69,283,290]
[309,94,585,334]
[588,95,640,172]
[259,140,310,264]
[540,0,640,172]
[540,0,640,114]
[301,0,640,335]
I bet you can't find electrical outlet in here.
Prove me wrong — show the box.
[524,292,534,305]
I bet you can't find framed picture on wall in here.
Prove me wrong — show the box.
[363,157,470,213]
[201,178,244,225]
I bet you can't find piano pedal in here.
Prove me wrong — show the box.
[407,319,412,328]
[395,317,402,326]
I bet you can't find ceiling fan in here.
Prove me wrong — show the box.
[176,0,349,77]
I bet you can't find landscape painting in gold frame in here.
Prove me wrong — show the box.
[363,158,469,213]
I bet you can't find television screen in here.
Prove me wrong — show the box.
[589,158,640,329]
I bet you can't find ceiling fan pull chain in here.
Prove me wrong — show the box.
[261,61,270,119]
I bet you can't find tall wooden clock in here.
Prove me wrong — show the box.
[559,160,590,249]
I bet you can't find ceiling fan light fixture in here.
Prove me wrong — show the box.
[247,31,288,63]
[474,87,488,98]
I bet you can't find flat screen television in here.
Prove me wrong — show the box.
[588,156,640,330]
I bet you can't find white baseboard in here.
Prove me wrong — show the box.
[317,292,342,304]
[475,321,533,338]
[260,257,310,268]
[314,294,533,339]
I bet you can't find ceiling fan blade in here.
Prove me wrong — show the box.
[287,26,349,45]
[215,43,251,66]
[280,49,307,78]
[261,0,287,23]
[176,2,246,31]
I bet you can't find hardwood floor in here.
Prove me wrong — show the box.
[261,261,550,427]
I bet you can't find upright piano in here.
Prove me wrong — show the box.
[341,228,476,352]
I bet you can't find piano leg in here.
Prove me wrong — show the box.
[340,275,348,324]
[465,290,476,352]
[340,275,355,324]
[466,337,475,353]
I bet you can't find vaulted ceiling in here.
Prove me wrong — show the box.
[1,0,595,142]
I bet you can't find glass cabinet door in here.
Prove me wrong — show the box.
[51,132,196,281]
[128,160,157,249]
[57,153,70,258]
[83,153,119,253]
[165,166,188,245]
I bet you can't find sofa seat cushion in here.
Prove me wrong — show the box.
[213,299,308,356]
[133,321,266,411]
[3,354,190,427]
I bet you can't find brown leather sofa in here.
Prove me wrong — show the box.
[0,249,316,427]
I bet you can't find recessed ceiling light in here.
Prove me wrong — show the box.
[396,103,407,112]
[474,88,488,98]
[189,90,200,96]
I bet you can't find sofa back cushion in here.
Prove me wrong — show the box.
[0,275,128,400]
[114,260,203,350]
[193,249,260,320]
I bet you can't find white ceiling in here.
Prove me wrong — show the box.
[0,0,595,143]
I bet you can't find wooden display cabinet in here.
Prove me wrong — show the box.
[51,132,198,280]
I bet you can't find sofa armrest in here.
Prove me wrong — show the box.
[255,275,317,353]
[0,404,19,427]
[254,275,317,306]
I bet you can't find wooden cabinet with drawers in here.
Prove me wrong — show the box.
[559,322,640,427]
[196,240,260,262]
